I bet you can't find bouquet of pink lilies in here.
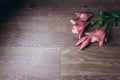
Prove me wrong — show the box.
[70,9,120,50]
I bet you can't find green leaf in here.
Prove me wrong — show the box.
[110,12,119,18]
[98,21,103,26]
[89,20,98,27]
[84,9,120,32]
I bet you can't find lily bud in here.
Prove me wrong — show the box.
[76,36,91,50]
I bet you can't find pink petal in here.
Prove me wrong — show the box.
[99,41,103,46]
[91,36,99,42]
[76,36,88,45]
[92,29,106,44]
[72,21,89,39]
[85,29,107,46]
[75,12,92,21]
[72,26,79,34]
[79,37,91,50]
[78,28,84,39]
[70,19,76,24]
[77,21,89,38]
[92,29,105,38]
[76,21,88,27]
[78,34,82,39]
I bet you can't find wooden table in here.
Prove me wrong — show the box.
[0,0,120,80]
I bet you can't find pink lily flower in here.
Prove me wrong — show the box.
[75,12,92,21]
[70,19,89,39]
[76,36,91,50]
[85,29,107,46]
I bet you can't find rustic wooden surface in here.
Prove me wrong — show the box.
[0,0,120,80]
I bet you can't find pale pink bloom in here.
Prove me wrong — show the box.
[70,19,76,25]
[75,12,92,21]
[76,36,91,50]
[70,19,89,39]
[85,29,107,46]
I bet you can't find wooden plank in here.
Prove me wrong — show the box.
[0,47,60,79]
[0,0,120,79]
[62,75,120,80]
[61,27,120,76]
[61,26,120,76]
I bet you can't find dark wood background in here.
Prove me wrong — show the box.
[0,0,120,80]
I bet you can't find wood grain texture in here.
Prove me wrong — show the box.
[0,0,120,80]
[0,0,62,79]
[0,47,60,80]
[62,75,120,80]
[61,27,120,78]
[59,0,120,79]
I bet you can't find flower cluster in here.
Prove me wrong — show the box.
[70,12,92,39]
[70,10,119,50]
